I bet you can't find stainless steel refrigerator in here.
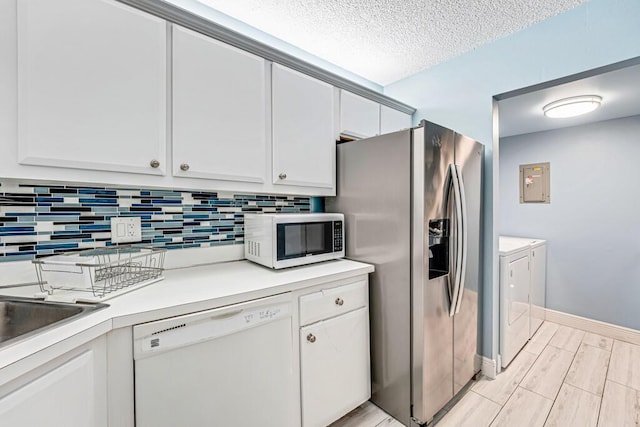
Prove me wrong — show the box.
[326,120,483,426]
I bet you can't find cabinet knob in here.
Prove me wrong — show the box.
[335,297,344,306]
[180,163,190,172]
[278,172,287,180]
[306,333,316,343]
[149,159,160,168]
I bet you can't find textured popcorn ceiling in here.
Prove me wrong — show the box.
[194,0,588,85]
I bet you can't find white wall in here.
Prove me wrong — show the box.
[384,0,640,358]
[500,116,640,330]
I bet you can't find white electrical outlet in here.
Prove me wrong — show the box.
[110,217,142,243]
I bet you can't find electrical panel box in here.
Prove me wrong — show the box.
[520,162,550,203]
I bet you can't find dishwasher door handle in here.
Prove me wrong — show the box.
[210,309,243,321]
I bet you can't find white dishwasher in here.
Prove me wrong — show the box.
[133,293,297,427]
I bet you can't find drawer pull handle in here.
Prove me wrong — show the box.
[335,297,344,306]
[307,333,316,343]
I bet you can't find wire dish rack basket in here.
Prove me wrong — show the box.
[33,246,166,302]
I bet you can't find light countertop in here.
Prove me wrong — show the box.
[0,259,373,379]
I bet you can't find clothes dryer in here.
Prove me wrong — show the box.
[499,237,531,368]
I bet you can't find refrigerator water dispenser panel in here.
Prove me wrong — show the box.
[428,218,449,279]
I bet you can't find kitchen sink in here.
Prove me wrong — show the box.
[0,296,108,347]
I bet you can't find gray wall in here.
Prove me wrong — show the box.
[499,115,640,330]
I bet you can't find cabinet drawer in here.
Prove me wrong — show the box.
[299,280,367,325]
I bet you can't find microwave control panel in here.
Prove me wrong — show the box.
[333,221,343,252]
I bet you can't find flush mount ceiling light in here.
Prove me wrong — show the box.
[542,95,602,118]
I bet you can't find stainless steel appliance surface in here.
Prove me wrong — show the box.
[326,120,484,426]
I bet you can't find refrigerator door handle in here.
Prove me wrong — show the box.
[444,166,455,309]
[454,164,467,314]
[448,163,464,317]
[444,164,457,315]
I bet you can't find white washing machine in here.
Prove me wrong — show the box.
[499,236,547,368]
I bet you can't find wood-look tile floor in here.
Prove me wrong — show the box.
[331,322,640,427]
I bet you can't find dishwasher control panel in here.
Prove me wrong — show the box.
[244,306,286,323]
[133,294,292,359]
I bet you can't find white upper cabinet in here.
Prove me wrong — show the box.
[339,90,380,139]
[272,64,335,190]
[380,105,413,135]
[17,0,167,175]
[172,26,267,184]
[1,0,412,196]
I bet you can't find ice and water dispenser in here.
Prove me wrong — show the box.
[428,218,450,279]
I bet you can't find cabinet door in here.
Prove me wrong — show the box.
[172,26,267,183]
[272,64,335,189]
[17,0,166,175]
[339,90,380,139]
[300,307,370,427]
[0,337,107,427]
[380,105,412,135]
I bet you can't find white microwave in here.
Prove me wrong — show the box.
[244,213,345,269]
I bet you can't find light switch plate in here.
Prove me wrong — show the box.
[110,217,142,243]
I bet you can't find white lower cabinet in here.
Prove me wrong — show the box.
[0,336,107,427]
[298,280,371,427]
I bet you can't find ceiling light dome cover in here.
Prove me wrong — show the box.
[543,95,602,118]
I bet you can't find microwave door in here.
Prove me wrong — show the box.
[305,222,333,255]
[276,222,334,261]
[277,223,305,260]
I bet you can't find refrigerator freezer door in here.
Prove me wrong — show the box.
[327,130,412,427]
[452,134,482,395]
[412,123,456,424]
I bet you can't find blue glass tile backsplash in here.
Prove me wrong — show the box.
[0,183,310,262]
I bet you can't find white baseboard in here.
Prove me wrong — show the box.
[480,356,497,379]
[545,308,640,346]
